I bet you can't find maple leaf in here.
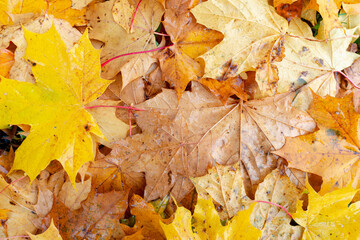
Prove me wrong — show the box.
[276,18,359,109]
[191,0,288,95]
[0,0,86,26]
[105,82,315,201]
[28,220,62,240]
[49,190,128,239]
[191,163,250,219]
[293,182,360,239]
[86,0,164,80]
[0,25,112,183]
[160,196,261,239]
[274,93,360,193]
[0,48,14,77]
[121,194,171,239]
[157,0,223,98]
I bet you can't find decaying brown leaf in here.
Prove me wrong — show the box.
[104,82,315,202]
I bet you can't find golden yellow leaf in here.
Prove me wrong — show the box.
[160,196,261,239]
[0,25,112,183]
[293,182,360,239]
[28,220,63,240]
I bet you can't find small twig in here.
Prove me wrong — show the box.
[130,0,143,32]
[84,105,146,111]
[0,175,27,195]
[254,200,293,219]
[335,70,360,90]
[101,44,173,67]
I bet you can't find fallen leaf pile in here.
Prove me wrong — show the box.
[1,0,360,239]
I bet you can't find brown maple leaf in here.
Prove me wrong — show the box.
[104,82,315,201]
[157,0,223,99]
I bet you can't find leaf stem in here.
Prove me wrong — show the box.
[101,44,173,67]
[84,105,146,111]
[335,70,360,89]
[0,175,27,195]
[130,0,143,32]
[254,200,293,218]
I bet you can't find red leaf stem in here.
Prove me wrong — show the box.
[254,200,293,218]
[0,175,27,195]
[335,70,360,90]
[130,0,143,32]
[101,44,173,67]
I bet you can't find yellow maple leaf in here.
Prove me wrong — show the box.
[28,219,63,240]
[160,196,261,239]
[293,182,360,239]
[0,25,112,183]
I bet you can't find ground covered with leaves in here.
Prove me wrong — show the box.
[1,0,360,239]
